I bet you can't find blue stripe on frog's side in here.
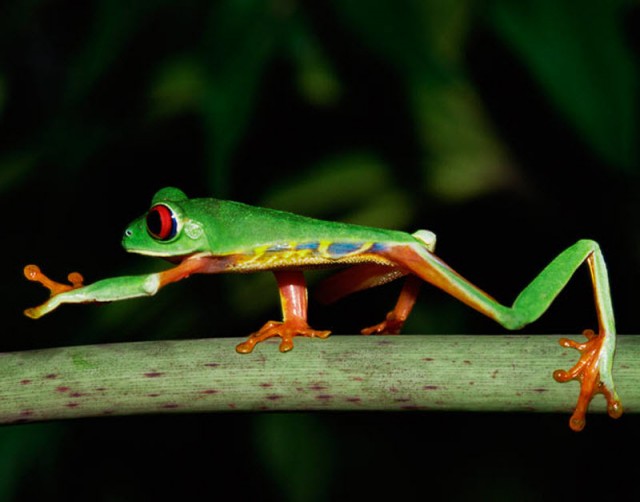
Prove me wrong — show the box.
[295,242,320,251]
[261,240,389,260]
[368,242,388,253]
[327,242,366,257]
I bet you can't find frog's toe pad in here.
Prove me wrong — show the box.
[361,311,405,335]
[236,320,331,354]
[24,264,84,296]
[553,329,621,431]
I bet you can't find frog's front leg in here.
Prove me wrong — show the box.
[24,265,167,319]
[235,271,330,354]
[24,256,213,318]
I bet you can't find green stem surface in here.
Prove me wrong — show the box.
[0,335,638,424]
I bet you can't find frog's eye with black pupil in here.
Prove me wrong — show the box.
[146,204,178,241]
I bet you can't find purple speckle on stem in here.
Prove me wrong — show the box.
[422,357,434,362]
[315,394,333,400]
[423,385,439,390]
[65,402,79,408]
[69,392,86,398]
[259,382,273,388]
[266,394,283,401]
[200,389,219,395]
[204,362,220,368]
[20,409,34,417]
[56,386,70,393]
[346,397,362,403]
[161,403,180,409]
[309,383,328,391]
[144,372,165,378]
[20,379,32,385]
[147,393,161,398]
[45,373,59,380]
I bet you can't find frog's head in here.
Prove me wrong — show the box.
[122,187,209,259]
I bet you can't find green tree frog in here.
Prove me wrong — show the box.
[24,187,622,431]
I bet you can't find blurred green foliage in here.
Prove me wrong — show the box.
[490,0,638,171]
[1,0,638,500]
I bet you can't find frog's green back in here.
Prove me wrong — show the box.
[188,198,416,255]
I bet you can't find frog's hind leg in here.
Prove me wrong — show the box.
[315,262,422,335]
[381,241,620,431]
[360,275,422,335]
[315,264,407,304]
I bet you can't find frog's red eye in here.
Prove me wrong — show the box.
[146,204,178,241]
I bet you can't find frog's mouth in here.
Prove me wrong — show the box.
[123,247,185,259]
[122,239,207,259]
[129,249,211,264]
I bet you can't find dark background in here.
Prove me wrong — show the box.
[1,0,639,500]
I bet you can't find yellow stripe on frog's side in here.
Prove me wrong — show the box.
[226,239,385,272]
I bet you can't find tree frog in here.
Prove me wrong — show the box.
[24,187,621,431]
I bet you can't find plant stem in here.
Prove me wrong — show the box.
[1,335,637,424]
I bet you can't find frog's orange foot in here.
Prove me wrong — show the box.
[361,311,405,335]
[235,320,331,354]
[24,264,85,297]
[553,329,622,432]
